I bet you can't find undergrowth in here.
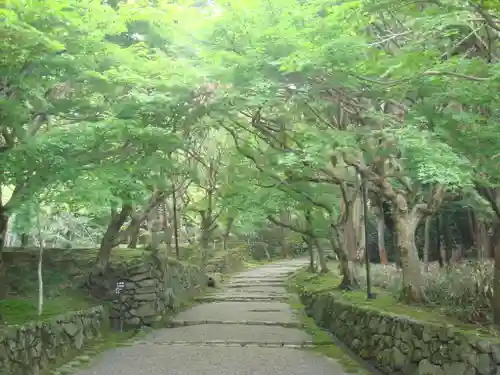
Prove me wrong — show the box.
[291,266,499,339]
[354,260,493,324]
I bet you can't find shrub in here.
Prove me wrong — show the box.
[354,260,493,324]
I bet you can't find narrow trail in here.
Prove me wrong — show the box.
[74,260,353,375]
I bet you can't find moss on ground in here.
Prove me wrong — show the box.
[287,294,370,375]
[290,267,500,340]
[0,293,98,326]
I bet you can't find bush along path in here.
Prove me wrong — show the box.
[65,260,371,375]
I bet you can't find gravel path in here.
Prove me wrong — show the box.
[72,259,354,375]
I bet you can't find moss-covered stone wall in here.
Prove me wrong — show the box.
[107,253,207,327]
[0,306,106,375]
[299,290,500,375]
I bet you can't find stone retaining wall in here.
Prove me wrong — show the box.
[0,306,106,375]
[110,254,207,327]
[299,291,500,375]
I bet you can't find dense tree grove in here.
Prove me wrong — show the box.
[2,0,500,325]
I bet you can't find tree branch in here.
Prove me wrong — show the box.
[267,215,313,237]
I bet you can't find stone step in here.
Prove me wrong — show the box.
[165,320,305,329]
[223,289,287,294]
[194,296,289,302]
[137,340,333,348]
[230,276,288,280]
[226,283,285,288]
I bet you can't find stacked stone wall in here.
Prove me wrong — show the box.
[0,306,106,375]
[109,255,207,327]
[299,291,500,375]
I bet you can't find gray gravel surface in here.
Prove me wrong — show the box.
[71,259,352,375]
[73,345,347,375]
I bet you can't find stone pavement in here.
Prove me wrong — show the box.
[73,259,353,375]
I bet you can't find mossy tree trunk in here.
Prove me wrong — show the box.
[340,187,365,263]
[329,226,358,290]
[393,204,426,303]
[302,235,315,272]
[313,237,329,273]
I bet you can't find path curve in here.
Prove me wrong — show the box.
[73,259,352,375]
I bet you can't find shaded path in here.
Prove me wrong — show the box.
[73,260,354,375]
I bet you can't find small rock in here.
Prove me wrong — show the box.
[476,353,493,375]
[417,359,444,375]
[76,355,91,363]
[491,345,500,363]
[130,273,151,282]
[442,362,467,375]
[135,293,156,301]
[137,279,157,288]
[391,346,407,369]
[62,323,79,337]
[475,340,492,354]
[134,302,157,317]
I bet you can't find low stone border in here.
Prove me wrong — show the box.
[298,290,500,375]
[0,306,106,375]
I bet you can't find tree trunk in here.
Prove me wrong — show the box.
[95,203,133,270]
[330,228,358,290]
[121,191,166,248]
[312,237,328,273]
[423,216,431,272]
[172,190,180,259]
[377,215,388,264]
[394,211,426,303]
[20,233,29,248]
[0,205,9,298]
[436,215,445,267]
[149,215,162,252]
[302,235,315,272]
[493,224,500,327]
[341,193,364,263]
[279,210,290,258]
[199,211,213,265]
[35,210,44,316]
[353,194,366,262]
[222,217,235,250]
[476,221,491,259]
[338,251,358,290]
[442,214,453,265]
[128,226,140,249]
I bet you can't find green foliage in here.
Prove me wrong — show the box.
[2,0,500,329]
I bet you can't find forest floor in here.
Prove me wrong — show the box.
[291,261,500,340]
